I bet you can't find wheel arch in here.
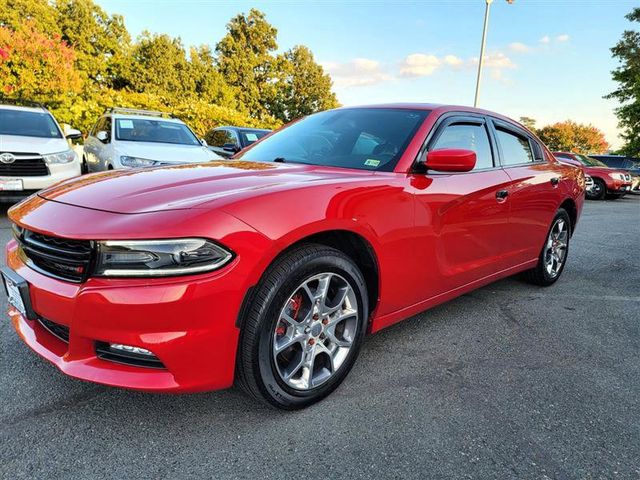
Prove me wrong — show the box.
[236,228,381,329]
[559,198,577,236]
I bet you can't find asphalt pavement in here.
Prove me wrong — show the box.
[1,195,639,479]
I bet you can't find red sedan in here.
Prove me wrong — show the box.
[553,151,632,200]
[3,104,585,409]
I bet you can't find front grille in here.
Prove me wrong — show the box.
[15,226,93,282]
[38,317,70,343]
[95,342,166,369]
[0,152,49,176]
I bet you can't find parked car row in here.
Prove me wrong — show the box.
[553,151,635,200]
[0,100,271,202]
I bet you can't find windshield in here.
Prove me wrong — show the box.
[115,118,201,146]
[576,154,608,168]
[240,129,269,146]
[0,109,62,138]
[237,108,430,171]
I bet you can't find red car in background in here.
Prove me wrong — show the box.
[3,104,585,409]
[553,151,632,200]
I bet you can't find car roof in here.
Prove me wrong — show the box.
[333,103,523,125]
[0,104,50,114]
[216,126,271,132]
[109,113,185,124]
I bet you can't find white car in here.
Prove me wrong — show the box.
[0,101,82,202]
[83,108,221,172]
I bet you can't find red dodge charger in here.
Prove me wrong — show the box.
[3,104,585,409]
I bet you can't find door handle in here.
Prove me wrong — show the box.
[551,177,560,186]
[496,189,509,201]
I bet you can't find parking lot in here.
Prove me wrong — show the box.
[0,196,638,479]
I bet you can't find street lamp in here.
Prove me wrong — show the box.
[473,0,514,107]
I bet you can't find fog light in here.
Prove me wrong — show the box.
[109,343,154,356]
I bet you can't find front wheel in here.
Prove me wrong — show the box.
[587,178,606,200]
[236,244,368,409]
[524,208,571,286]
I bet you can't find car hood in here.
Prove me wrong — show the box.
[117,142,221,163]
[583,165,625,176]
[0,134,70,155]
[37,160,371,214]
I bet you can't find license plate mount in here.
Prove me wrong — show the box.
[1,267,36,320]
[0,178,24,191]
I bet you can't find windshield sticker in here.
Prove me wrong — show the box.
[119,120,134,129]
[364,159,380,167]
[245,133,258,142]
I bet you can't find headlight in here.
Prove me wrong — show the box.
[120,156,160,168]
[43,149,76,164]
[95,238,234,277]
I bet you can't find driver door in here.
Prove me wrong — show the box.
[411,115,513,298]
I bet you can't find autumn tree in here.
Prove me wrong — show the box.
[606,7,640,156]
[537,120,609,154]
[0,21,82,99]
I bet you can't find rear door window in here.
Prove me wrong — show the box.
[495,127,534,166]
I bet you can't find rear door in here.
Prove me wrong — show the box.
[489,118,564,266]
[411,114,513,297]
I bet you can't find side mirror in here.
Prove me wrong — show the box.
[425,148,476,172]
[200,138,208,146]
[223,143,240,153]
[96,131,109,143]
[65,128,82,140]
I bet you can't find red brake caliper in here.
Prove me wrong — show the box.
[276,294,302,336]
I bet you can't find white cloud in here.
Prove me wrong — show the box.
[444,54,464,67]
[470,52,517,70]
[399,54,442,77]
[556,34,570,42]
[322,58,392,87]
[508,42,531,53]
[539,35,551,44]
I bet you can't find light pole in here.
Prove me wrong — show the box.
[474,0,514,107]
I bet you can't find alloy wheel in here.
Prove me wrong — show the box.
[272,272,359,390]
[544,218,568,278]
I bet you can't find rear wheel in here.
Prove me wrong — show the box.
[236,244,367,409]
[524,208,571,286]
[587,178,606,200]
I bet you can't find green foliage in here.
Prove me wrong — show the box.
[519,116,537,131]
[0,2,336,135]
[216,9,279,121]
[269,45,339,122]
[537,120,609,154]
[606,8,640,156]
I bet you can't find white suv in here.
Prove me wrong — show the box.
[83,108,221,171]
[0,101,82,202]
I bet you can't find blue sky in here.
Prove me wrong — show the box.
[99,0,637,149]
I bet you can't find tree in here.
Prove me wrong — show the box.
[54,0,130,89]
[537,120,609,154]
[606,8,640,156]
[519,116,537,131]
[0,21,82,99]
[216,9,279,121]
[268,45,339,122]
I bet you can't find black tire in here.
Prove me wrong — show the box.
[523,208,571,286]
[587,178,606,200]
[236,244,368,410]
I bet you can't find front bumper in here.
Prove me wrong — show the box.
[5,239,243,393]
[0,162,81,202]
